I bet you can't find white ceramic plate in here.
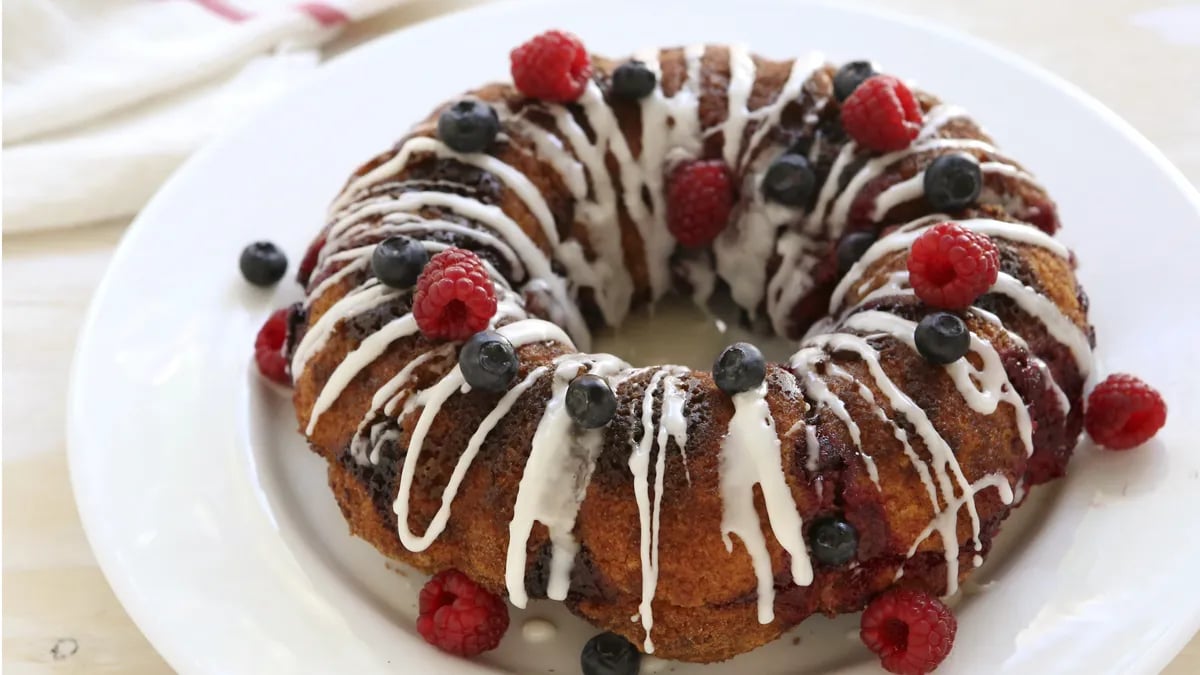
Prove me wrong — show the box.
[68,1,1200,673]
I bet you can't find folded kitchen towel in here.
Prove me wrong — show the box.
[2,0,407,233]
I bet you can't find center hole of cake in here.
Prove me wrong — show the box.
[591,294,799,370]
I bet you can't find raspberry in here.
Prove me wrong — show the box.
[1023,197,1060,235]
[840,75,923,152]
[417,569,509,657]
[510,30,592,102]
[667,159,734,247]
[860,588,956,675]
[297,234,326,285]
[1085,373,1167,450]
[254,308,291,385]
[907,222,999,309]
[413,247,497,340]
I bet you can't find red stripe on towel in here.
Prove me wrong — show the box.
[297,3,349,26]
[192,0,251,22]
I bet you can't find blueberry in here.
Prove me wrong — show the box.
[809,516,858,566]
[437,100,500,153]
[581,632,640,675]
[836,231,877,274]
[914,312,971,364]
[460,331,519,392]
[611,60,657,100]
[762,153,816,206]
[833,60,876,102]
[566,374,617,429]
[713,342,767,395]
[240,241,288,287]
[371,236,428,288]
[924,153,982,212]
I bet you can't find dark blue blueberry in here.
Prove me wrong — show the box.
[924,153,982,212]
[371,236,428,289]
[809,516,858,566]
[611,60,657,100]
[459,331,519,392]
[833,60,876,102]
[581,632,640,675]
[566,374,617,429]
[240,241,287,287]
[762,153,816,206]
[713,342,766,395]
[914,312,971,364]
[837,231,877,274]
[437,100,500,153]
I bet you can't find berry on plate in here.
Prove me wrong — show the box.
[667,159,734,247]
[413,248,498,341]
[417,569,509,657]
[510,29,592,102]
[460,331,519,392]
[907,222,999,310]
[437,100,501,154]
[240,241,287,287]
[566,373,617,429]
[841,75,923,153]
[254,307,291,385]
[1085,373,1167,450]
[581,631,641,675]
[861,588,956,675]
[713,342,766,396]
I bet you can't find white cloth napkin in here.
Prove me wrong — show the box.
[3,0,406,233]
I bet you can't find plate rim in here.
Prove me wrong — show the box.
[67,1,1200,673]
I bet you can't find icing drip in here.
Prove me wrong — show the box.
[798,368,880,485]
[718,380,813,623]
[392,318,576,555]
[629,366,691,652]
[506,352,630,607]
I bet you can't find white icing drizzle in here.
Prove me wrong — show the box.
[506,352,630,607]
[306,315,419,434]
[841,310,1034,455]
[721,45,757,167]
[870,158,1044,221]
[719,380,813,623]
[629,366,690,652]
[798,368,880,485]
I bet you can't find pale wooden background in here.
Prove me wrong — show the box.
[5,0,1199,672]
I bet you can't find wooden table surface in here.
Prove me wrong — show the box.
[4,0,1199,671]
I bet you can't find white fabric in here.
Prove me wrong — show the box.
[2,0,406,232]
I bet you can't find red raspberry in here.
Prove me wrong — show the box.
[297,234,326,285]
[860,588,956,675]
[907,222,999,309]
[417,569,509,657]
[1023,197,1060,235]
[413,247,497,340]
[667,159,735,247]
[510,30,592,102]
[1085,374,1167,450]
[841,75,923,152]
[254,308,291,385]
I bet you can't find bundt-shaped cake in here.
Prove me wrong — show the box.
[285,41,1095,664]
